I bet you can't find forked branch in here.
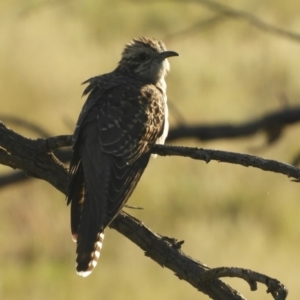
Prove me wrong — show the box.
[0,121,289,299]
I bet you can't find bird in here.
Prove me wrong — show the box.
[66,37,178,277]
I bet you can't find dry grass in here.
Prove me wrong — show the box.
[1,1,300,299]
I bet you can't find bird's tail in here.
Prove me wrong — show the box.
[76,231,105,277]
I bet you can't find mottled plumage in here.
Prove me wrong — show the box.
[67,37,178,277]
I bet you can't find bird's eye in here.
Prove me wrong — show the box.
[138,53,149,61]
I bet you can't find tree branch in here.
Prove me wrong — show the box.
[152,145,300,181]
[167,106,300,142]
[199,267,288,300]
[0,120,291,299]
[165,14,227,40]
[1,105,300,188]
[0,122,68,193]
[111,212,246,300]
[161,0,300,44]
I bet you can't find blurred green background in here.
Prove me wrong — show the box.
[1,0,300,299]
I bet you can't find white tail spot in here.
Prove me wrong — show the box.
[76,232,105,277]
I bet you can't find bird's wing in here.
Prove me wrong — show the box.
[66,75,126,230]
[96,83,165,163]
[67,75,123,235]
[67,77,166,274]
[90,79,165,223]
[71,75,119,147]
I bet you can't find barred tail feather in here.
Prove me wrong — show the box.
[76,232,105,277]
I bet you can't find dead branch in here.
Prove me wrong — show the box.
[164,14,227,40]
[161,0,300,43]
[1,105,300,189]
[167,106,300,142]
[111,212,245,300]
[0,122,67,193]
[199,267,288,300]
[152,145,300,181]
[0,121,291,299]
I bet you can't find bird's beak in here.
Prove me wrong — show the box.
[160,51,179,59]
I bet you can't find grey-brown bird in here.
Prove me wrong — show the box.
[67,37,178,277]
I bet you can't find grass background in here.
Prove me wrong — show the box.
[1,0,300,299]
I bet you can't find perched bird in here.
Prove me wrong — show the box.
[67,37,178,277]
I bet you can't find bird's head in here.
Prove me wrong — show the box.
[118,37,178,84]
